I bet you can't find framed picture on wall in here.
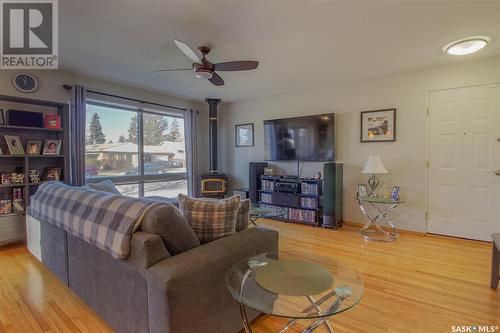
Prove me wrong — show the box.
[235,123,254,147]
[360,108,396,142]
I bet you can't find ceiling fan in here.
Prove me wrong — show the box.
[154,39,259,86]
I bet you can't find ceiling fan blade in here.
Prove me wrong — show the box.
[174,39,202,64]
[214,61,258,71]
[209,73,225,86]
[153,68,192,72]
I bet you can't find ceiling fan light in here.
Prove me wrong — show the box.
[194,69,213,80]
[443,36,490,55]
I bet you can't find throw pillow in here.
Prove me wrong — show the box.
[140,203,200,255]
[235,199,251,232]
[87,179,121,195]
[178,193,241,244]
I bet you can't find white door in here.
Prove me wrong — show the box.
[428,84,500,241]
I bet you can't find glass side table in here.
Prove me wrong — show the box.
[356,196,404,242]
[249,204,288,226]
[225,251,364,333]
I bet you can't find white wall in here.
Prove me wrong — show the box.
[219,56,500,232]
[0,69,210,176]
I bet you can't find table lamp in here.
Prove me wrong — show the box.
[361,156,388,197]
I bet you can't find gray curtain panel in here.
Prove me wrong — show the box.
[70,85,87,186]
[184,109,200,197]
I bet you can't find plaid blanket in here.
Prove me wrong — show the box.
[28,182,160,259]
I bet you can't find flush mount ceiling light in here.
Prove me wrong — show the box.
[443,36,491,55]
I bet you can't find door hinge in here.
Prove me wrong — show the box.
[425,211,430,221]
[426,160,430,168]
[426,107,430,116]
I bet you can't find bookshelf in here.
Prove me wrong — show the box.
[0,95,69,246]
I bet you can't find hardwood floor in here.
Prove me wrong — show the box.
[0,220,498,333]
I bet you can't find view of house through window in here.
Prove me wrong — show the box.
[85,102,188,197]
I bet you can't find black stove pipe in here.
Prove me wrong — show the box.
[206,98,221,174]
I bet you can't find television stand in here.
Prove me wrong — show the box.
[258,175,323,226]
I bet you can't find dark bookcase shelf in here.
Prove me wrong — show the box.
[29,155,65,158]
[0,212,25,218]
[0,125,63,132]
[0,94,69,246]
[0,183,25,188]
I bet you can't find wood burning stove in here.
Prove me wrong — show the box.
[200,98,227,198]
[200,174,227,198]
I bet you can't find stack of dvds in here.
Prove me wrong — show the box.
[260,192,273,204]
[288,208,316,223]
[301,182,319,195]
[300,197,317,209]
[261,179,275,191]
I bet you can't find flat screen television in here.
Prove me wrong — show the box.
[264,113,335,161]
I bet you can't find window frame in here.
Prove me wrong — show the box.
[85,100,188,198]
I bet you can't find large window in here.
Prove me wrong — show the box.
[85,101,188,198]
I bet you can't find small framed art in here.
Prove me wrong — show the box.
[28,170,40,183]
[43,167,62,181]
[42,139,61,155]
[357,184,369,197]
[360,108,396,142]
[235,123,254,147]
[4,135,25,155]
[390,186,401,201]
[26,141,42,155]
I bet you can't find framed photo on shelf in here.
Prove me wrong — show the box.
[0,200,12,214]
[235,123,254,147]
[43,167,62,181]
[42,139,61,155]
[0,109,4,125]
[28,170,40,183]
[44,115,61,129]
[390,186,401,201]
[357,184,369,197]
[4,135,25,155]
[360,108,396,142]
[26,140,42,155]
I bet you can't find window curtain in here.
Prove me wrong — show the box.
[70,85,87,186]
[184,109,200,197]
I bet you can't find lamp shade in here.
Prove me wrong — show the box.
[361,156,388,174]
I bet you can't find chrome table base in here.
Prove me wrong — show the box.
[357,198,400,242]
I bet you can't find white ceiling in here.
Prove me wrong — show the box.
[60,1,500,102]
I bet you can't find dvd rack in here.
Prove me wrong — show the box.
[258,175,323,226]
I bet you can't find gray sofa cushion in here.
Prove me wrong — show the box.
[87,179,121,195]
[141,203,200,255]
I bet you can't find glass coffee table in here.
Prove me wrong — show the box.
[249,204,288,226]
[225,251,364,333]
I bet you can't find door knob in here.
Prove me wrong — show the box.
[495,170,500,176]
